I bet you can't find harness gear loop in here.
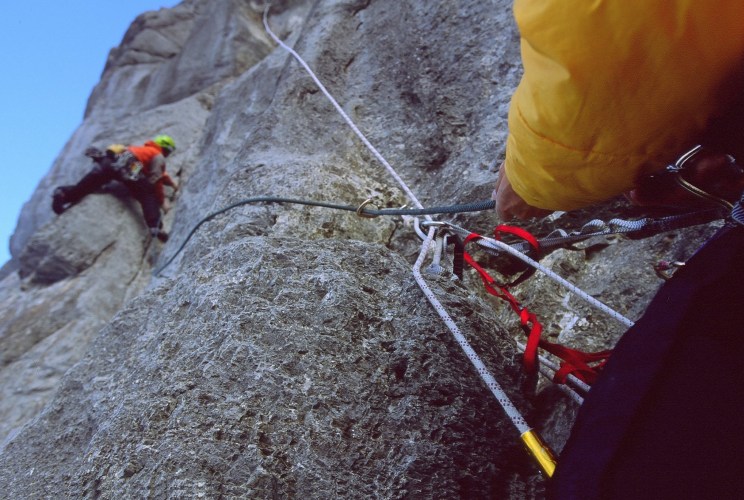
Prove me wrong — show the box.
[356,199,380,218]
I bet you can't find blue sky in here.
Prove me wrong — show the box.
[0,1,181,266]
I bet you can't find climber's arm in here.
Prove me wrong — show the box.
[497,0,744,215]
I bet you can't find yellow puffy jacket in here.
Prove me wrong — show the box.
[504,0,744,211]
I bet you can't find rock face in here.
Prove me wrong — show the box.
[0,0,718,498]
[2,239,535,498]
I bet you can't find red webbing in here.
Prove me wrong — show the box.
[463,232,610,385]
[494,225,540,251]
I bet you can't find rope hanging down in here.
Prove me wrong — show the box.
[262,4,426,212]
[412,227,558,476]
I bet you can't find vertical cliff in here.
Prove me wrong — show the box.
[0,1,717,497]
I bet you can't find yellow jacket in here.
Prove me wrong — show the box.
[504,0,744,211]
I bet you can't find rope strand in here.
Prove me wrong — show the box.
[263,4,427,213]
[412,227,531,433]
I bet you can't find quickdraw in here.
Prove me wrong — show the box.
[461,229,611,385]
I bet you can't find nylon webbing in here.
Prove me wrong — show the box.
[440,223,635,328]
[463,232,612,384]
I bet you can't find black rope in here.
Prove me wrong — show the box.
[154,195,726,277]
[154,196,496,276]
[365,199,495,216]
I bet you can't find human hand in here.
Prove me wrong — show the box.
[492,165,552,220]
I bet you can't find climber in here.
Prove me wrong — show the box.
[489,2,744,498]
[52,135,178,242]
[492,2,744,221]
[103,142,180,212]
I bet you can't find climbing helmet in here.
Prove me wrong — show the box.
[153,135,176,154]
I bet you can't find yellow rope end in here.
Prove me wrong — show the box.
[521,429,557,478]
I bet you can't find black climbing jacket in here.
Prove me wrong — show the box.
[549,223,744,499]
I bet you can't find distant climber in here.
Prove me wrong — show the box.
[51,135,178,242]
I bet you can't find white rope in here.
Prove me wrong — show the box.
[476,236,635,328]
[262,4,426,212]
[539,366,585,405]
[413,228,530,433]
[434,223,635,328]
[263,2,531,435]
[516,341,592,395]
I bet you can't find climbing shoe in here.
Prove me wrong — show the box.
[84,147,104,160]
[150,227,169,243]
[52,187,69,215]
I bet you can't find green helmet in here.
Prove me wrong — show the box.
[153,135,176,152]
